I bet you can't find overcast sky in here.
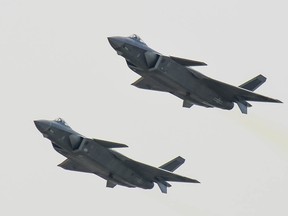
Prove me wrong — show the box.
[1,1,288,216]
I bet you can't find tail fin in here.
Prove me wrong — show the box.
[237,74,267,114]
[235,99,252,114]
[156,181,171,194]
[159,156,185,172]
[156,156,185,193]
[239,74,266,91]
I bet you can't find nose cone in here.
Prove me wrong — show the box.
[34,120,51,133]
[108,37,124,50]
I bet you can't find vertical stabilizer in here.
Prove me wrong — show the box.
[159,156,185,172]
[239,74,266,91]
[156,182,167,194]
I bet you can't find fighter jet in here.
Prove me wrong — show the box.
[108,34,282,114]
[34,118,199,193]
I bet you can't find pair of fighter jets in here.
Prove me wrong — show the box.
[35,35,282,193]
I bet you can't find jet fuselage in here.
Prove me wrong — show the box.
[34,119,154,190]
[108,34,281,114]
[108,35,234,110]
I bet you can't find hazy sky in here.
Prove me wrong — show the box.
[1,1,288,216]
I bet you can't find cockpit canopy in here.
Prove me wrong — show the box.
[54,118,70,127]
[129,34,146,45]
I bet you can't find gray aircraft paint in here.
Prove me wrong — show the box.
[108,34,282,114]
[34,118,199,194]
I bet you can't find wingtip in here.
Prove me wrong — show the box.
[258,74,267,81]
[191,179,200,183]
[176,156,185,162]
[272,99,283,103]
[194,62,207,66]
[277,99,283,103]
